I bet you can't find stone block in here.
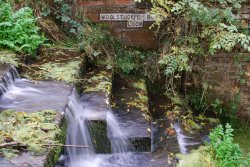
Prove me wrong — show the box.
[87,120,112,153]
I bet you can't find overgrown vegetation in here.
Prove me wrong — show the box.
[144,0,250,76]
[0,110,61,158]
[82,22,153,75]
[0,50,18,66]
[0,1,45,55]
[83,70,112,94]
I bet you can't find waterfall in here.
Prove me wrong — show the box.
[107,111,130,153]
[0,65,19,94]
[64,91,134,167]
[174,123,201,154]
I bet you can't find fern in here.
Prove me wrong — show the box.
[0,2,45,55]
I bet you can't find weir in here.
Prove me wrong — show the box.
[0,63,204,167]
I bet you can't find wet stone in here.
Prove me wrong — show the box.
[87,120,111,153]
[0,157,18,167]
[0,79,73,113]
[130,137,151,152]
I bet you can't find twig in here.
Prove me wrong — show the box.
[0,142,89,149]
[41,144,89,148]
[0,142,25,148]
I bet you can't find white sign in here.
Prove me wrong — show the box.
[100,13,154,28]
[127,20,144,28]
[100,13,154,21]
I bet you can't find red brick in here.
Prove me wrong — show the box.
[79,0,134,6]
[114,30,157,49]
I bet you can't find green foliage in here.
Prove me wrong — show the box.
[0,110,61,158]
[137,0,250,78]
[0,2,45,55]
[115,47,147,74]
[209,123,249,167]
[52,0,83,38]
[187,88,240,121]
[81,23,112,58]
[177,124,250,166]
[82,22,151,74]
[159,46,192,75]
[39,61,81,83]
[132,79,147,91]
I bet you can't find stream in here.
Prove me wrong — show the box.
[0,66,204,167]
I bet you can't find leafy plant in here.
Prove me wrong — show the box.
[0,2,46,55]
[209,123,249,167]
[52,0,83,37]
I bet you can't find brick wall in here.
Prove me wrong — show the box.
[192,52,250,118]
[78,0,157,49]
[191,3,250,118]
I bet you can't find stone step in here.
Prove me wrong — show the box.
[112,75,151,152]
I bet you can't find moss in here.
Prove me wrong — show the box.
[0,50,18,66]
[38,61,82,83]
[87,120,111,153]
[126,79,149,114]
[84,70,112,94]
[0,110,62,158]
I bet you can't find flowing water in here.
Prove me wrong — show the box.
[174,123,201,154]
[0,66,72,113]
[0,66,203,167]
[61,91,152,167]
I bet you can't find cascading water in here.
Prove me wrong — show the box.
[174,123,201,154]
[0,65,198,167]
[61,91,152,167]
[0,65,19,94]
